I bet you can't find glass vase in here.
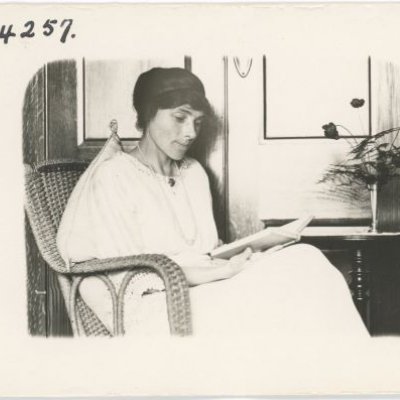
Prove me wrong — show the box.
[368,183,378,233]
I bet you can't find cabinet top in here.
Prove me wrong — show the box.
[302,226,400,241]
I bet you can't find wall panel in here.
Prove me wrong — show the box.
[227,57,264,240]
[45,60,78,336]
[23,67,47,336]
[47,60,79,160]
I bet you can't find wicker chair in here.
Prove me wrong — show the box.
[24,159,192,337]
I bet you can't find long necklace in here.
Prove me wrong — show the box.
[137,144,198,246]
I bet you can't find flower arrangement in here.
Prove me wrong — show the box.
[320,98,400,187]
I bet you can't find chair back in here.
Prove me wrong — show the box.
[24,160,89,273]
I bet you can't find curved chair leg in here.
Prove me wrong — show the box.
[116,270,137,335]
[70,274,119,337]
[70,276,84,336]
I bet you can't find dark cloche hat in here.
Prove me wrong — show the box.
[133,67,206,111]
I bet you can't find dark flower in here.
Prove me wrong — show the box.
[320,100,400,187]
[322,122,339,140]
[350,98,365,108]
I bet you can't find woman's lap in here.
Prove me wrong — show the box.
[190,244,366,336]
[78,244,368,337]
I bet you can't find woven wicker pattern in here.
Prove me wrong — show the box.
[76,296,111,337]
[24,159,192,336]
[25,160,88,273]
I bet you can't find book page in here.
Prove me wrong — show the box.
[211,215,312,259]
[275,214,314,234]
[211,227,297,259]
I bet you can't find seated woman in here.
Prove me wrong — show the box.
[57,67,368,337]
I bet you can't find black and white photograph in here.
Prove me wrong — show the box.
[3,2,400,396]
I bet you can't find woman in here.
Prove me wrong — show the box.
[57,67,368,337]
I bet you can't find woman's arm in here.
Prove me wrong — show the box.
[170,248,252,286]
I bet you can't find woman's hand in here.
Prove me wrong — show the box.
[169,248,252,286]
[170,252,220,269]
[227,247,253,277]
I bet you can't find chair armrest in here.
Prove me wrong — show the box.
[69,254,192,336]
[70,253,174,273]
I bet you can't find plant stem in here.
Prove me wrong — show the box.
[337,124,359,147]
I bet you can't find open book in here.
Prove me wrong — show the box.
[210,214,314,259]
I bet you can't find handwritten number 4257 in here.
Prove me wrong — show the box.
[0,19,75,44]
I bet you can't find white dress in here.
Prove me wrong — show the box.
[57,144,368,338]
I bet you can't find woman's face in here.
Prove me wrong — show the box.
[146,104,205,160]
